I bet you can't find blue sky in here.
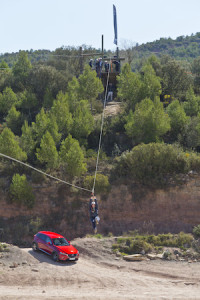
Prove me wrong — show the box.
[1,0,200,54]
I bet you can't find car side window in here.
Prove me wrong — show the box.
[45,236,52,244]
[37,233,44,240]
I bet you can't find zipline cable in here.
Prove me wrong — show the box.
[92,59,111,194]
[0,153,91,193]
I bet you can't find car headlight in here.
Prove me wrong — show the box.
[59,252,68,256]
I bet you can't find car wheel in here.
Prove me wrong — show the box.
[52,252,59,262]
[32,242,39,251]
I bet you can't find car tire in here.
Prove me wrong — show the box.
[52,252,59,262]
[32,242,39,251]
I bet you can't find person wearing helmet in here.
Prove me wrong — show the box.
[89,193,99,234]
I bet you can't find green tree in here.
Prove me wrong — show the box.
[33,108,61,145]
[0,87,18,116]
[125,97,170,143]
[78,65,104,111]
[183,87,200,117]
[0,61,9,69]
[167,100,189,140]
[12,51,32,91]
[32,108,49,141]
[36,131,59,169]
[47,115,61,145]
[28,65,68,104]
[192,56,200,94]
[21,120,36,157]
[117,63,142,110]
[161,58,192,100]
[72,100,94,143]
[194,113,200,144]
[147,55,162,77]
[6,106,23,135]
[67,76,80,112]
[9,174,35,208]
[178,116,200,149]
[43,88,54,109]
[0,127,27,161]
[0,61,11,92]
[59,134,87,178]
[140,63,161,100]
[50,92,73,136]
[17,90,38,118]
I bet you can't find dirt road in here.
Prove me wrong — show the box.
[0,237,200,299]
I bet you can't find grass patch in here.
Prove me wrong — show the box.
[0,243,9,252]
[86,233,103,239]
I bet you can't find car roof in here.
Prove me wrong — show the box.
[38,231,64,239]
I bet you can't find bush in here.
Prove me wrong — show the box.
[94,234,103,239]
[129,240,152,254]
[193,225,200,238]
[113,143,200,185]
[9,174,35,208]
[176,232,193,248]
[93,100,103,114]
[149,233,193,248]
[29,217,43,233]
[84,173,110,194]
[113,232,194,256]
[0,243,9,252]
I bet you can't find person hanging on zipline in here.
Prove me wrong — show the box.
[89,192,100,234]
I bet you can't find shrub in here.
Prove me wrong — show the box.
[113,143,200,185]
[84,174,110,194]
[193,225,200,238]
[129,240,152,254]
[94,234,103,239]
[163,250,172,260]
[9,174,35,208]
[29,217,43,233]
[93,100,103,114]
[176,232,193,248]
[107,232,113,237]
[0,243,9,252]
[117,237,127,244]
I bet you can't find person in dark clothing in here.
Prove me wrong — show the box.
[104,61,110,72]
[89,59,93,68]
[89,193,99,233]
[113,59,120,72]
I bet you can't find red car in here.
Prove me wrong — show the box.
[32,231,79,262]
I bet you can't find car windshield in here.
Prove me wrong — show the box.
[52,237,69,246]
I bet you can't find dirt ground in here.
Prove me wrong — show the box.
[0,237,200,300]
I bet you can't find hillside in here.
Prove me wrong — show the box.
[131,32,200,64]
[1,32,200,246]
[1,32,200,68]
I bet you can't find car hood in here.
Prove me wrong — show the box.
[56,245,78,254]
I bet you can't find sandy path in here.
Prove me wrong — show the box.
[0,238,200,299]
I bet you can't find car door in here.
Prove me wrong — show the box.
[43,236,53,254]
[37,233,46,250]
